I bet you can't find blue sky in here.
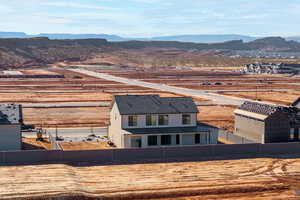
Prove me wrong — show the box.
[0,0,299,37]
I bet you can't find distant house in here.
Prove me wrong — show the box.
[0,104,23,151]
[234,101,290,143]
[108,95,218,148]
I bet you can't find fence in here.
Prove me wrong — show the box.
[218,129,256,144]
[48,134,62,150]
[1,142,300,165]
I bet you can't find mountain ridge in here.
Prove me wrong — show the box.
[0,32,257,43]
[0,36,299,69]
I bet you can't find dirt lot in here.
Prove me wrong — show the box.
[0,92,112,103]
[198,105,237,132]
[1,157,300,199]
[218,90,300,105]
[1,67,297,130]
[60,141,114,150]
[23,107,110,128]
[22,138,52,150]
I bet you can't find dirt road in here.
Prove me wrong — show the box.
[70,68,249,105]
[0,157,300,199]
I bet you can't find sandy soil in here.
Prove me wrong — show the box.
[23,107,110,128]
[218,91,300,105]
[22,138,52,150]
[60,141,114,150]
[20,69,60,75]
[0,158,300,199]
[0,92,112,103]
[198,105,237,132]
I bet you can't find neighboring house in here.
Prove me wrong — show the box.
[234,101,290,144]
[0,104,23,151]
[108,95,218,148]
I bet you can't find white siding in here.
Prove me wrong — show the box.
[0,124,21,151]
[108,103,123,148]
[122,113,197,129]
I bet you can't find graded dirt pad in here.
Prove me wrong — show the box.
[1,158,300,199]
[0,92,112,103]
[20,69,60,75]
[23,107,109,128]
[60,141,114,150]
[22,138,52,150]
[218,91,300,106]
[198,105,237,132]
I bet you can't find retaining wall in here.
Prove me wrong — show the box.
[1,142,300,165]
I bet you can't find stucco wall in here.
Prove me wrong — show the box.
[0,124,21,151]
[4,142,300,166]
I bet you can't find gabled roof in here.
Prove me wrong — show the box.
[114,95,198,115]
[234,109,268,120]
[237,101,282,116]
[0,104,22,125]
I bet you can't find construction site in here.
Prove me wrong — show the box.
[0,65,299,200]
[0,65,297,150]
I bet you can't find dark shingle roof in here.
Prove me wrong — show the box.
[0,104,22,124]
[114,95,198,115]
[239,101,282,116]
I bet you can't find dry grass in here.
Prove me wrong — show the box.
[0,158,300,199]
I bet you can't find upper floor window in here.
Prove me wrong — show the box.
[158,115,169,126]
[146,115,157,126]
[128,115,138,127]
[182,114,191,125]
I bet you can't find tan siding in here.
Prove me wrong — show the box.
[235,115,265,143]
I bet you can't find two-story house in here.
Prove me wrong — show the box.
[108,95,218,148]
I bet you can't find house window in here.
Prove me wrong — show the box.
[148,136,158,146]
[182,114,191,125]
[195,134,200,144]
[131,136,142,148]
[161,135,171,145]
[176,134,180,145]
[146,115,157,126]
[128,115,137,127]
[158,115,169,126]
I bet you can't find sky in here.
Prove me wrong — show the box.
[0,0,300,37]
